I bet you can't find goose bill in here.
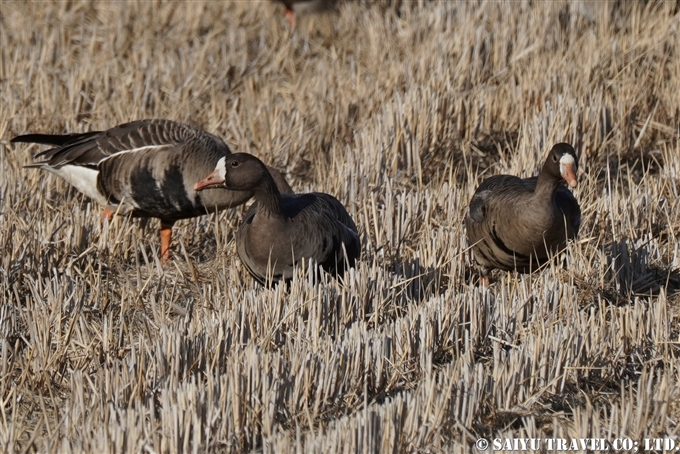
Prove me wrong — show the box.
[194,170,225,191]
[560,163,577,188]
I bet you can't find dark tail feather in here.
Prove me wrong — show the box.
[11,131,100,146]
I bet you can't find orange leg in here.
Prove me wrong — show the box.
[480,275,490,287]
[160,221,174,263]
[100,208,114,227]
[285,8,295,29]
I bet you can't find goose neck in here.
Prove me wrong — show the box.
[533,168,561,202]
[253,172,283,215]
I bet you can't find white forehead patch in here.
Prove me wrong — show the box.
[216,156,227,179]
[559,153,575,166]
[560,153,577,172]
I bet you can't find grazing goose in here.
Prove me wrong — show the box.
[12,119,292,261]
[274,0,336,28]
[194,153,360,284]
[464,143,581,285]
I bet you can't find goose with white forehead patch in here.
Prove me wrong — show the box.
[464,142,581,285]
[12,119,292,261]
[195,153,360,285]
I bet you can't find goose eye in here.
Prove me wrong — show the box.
[552,154,558,163]
[231,160,239,167]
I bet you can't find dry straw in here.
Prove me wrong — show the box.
[0,0,679,452]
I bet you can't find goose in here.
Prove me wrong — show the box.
[12,119,292,261]
[194,152,360,284]
[274,0,337,28]
[464,143,581,285]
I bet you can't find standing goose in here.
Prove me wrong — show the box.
[274,0,337,28]
[12,119,292,261]
[465,143,581,285]
[194,153,360,284]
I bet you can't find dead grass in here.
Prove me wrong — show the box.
[1,0,680,452]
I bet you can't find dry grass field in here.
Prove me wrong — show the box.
[1,0,680,452]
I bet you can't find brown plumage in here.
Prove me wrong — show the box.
[194,153,360,285]
[464,143,581,284]
[12,119,292,261]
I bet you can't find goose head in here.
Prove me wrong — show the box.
[194,154,268,192]
[545,143,578,188]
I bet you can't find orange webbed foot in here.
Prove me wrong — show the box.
[100,208,114,227]
[160,222,174,264]
[285,8,295,29]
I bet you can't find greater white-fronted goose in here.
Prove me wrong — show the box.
[12,119,292,261]
[194,153,360,284]
[274,0,336,28]
[464,143,581,284]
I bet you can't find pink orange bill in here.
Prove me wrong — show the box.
[194,169,225,191]
[560,163,577,188]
